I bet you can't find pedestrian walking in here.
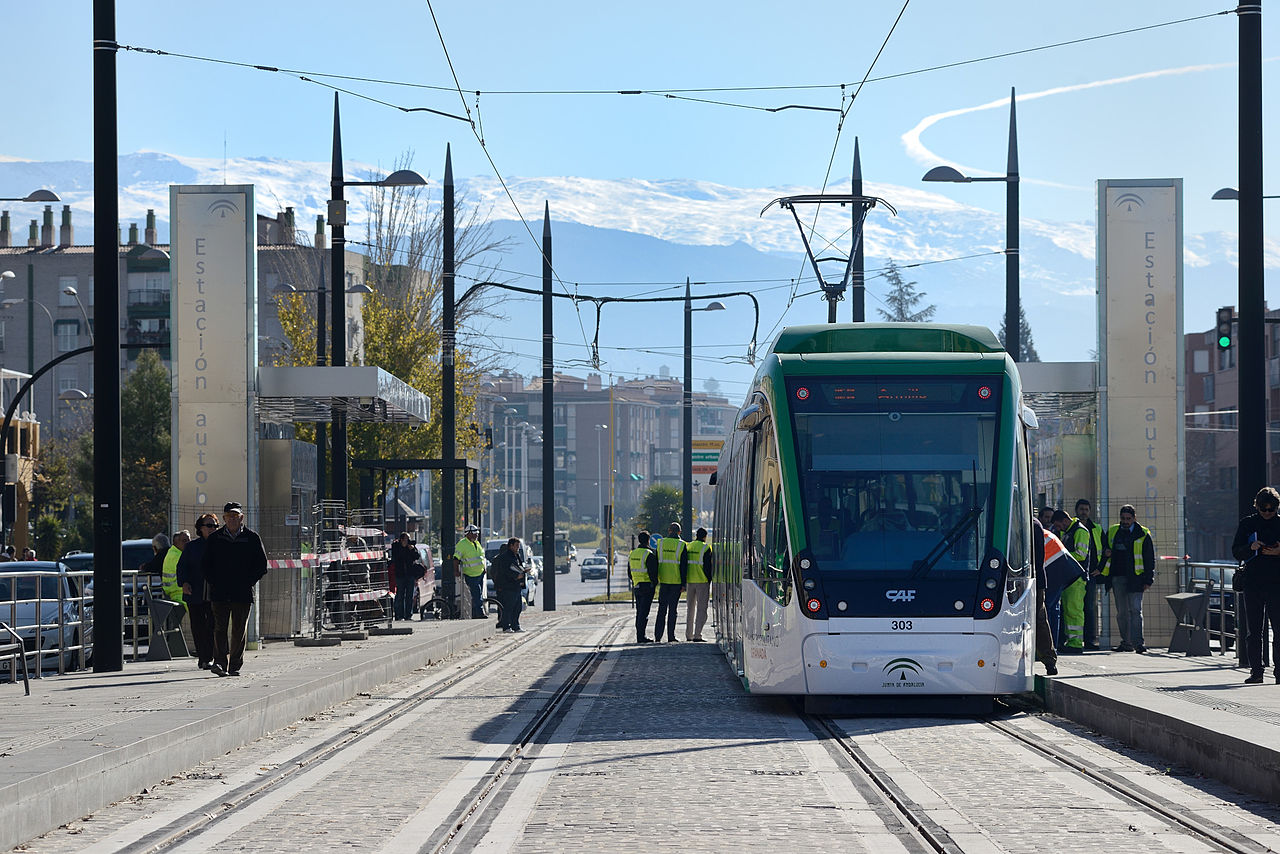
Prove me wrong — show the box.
[454,524,486,619]
[629,531,658,643]
[654,521,688,643]
[177,512,218,670]
[1100,504,1155,653]
[390,533,420,621]
[1074,498,1105,650]
[684,527,713,642]
[202,502,268,677]
[490,537,526,632]
[1232,487,1280,684]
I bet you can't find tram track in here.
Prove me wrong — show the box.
[93,613,612,854]
[982,714,1274,854]
[808,703,1274,854]
[423,619,623,854]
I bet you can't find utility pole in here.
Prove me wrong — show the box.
[441,145,457,602]
[1237,2,1266,515]
[541,203,556,609]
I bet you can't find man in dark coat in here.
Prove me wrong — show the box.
[490,537,526,632]
[201,502,268,677]
[177,512,219,669]
[1233,486,1280,683]
[390,533,422,621]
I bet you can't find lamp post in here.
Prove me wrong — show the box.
[684,279,726,535]
[513,421,530,533]
[60,285,94,342]
[1,296,55,412]
[327,93,427,505]
[521,427,540,542]
[923,87,1020,361]
[595,424,608,527]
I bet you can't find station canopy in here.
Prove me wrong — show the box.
[257,366,431,425]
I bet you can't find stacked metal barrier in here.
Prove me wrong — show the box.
[305,502,393,637]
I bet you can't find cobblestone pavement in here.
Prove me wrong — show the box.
[16,606,1280,854]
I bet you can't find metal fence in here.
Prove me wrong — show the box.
[0,566,94,683]
[300,503,394,639]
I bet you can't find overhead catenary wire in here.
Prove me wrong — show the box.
[112,9,1230,106]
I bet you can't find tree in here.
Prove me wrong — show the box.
[36,349,171,543]
[631,484,682,534]
[997,306,1041,362]
[275,153,512,513]
[876,259,936,322]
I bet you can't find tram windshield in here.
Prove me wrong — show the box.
[789,377,999,577]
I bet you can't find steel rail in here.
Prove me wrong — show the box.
[429,619,624,854]
[984,716,1267,854]
[113,618,572,854]
[803,711,963,854]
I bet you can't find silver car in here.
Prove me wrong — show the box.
[0,561,92,676]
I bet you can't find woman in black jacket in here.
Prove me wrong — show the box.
[1233,486,1280,684]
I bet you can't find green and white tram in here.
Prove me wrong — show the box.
[711,323,1037,700]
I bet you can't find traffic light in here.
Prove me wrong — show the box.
[484,428,493,449]
[1216,307,1234,350]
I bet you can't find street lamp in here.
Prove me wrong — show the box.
[923,87,1020,361]
[521,426,540,542]
[1,296,55,412]
[328,93,427,505]
[0,190,59,204]
[595,424,608,528]
[684,280,725,535]
[60,285,94,343]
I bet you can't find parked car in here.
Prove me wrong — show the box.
[486,568,539,607]
[580,554,609,581]
[72,540,167,641]
[0,560,92,676]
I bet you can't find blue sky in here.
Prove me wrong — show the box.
[5,2,1271,233]
[3,2,1278,396]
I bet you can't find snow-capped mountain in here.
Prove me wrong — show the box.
[0,151,1251,377]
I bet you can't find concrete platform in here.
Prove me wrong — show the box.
[0,615,506,852]
[1043,646,1280,804]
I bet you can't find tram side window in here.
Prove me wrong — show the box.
[1008,426,1031,570]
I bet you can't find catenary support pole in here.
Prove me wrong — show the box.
[542,203,556,610]
[92,0,123,671]
[1238,3,1266,515]
[441,145,457,603]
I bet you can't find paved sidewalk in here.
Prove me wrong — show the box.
[0,614,523,852]
[1044,646,1280,803]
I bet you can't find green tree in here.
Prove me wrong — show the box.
[275,153,510,516]
[997,306,1041,362]
[631,484,683,534]
[120,350,172,537]
[876,259,936,322]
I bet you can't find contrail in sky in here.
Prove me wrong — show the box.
[901,61,1234,185]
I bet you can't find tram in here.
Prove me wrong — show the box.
[710,323,1037,700]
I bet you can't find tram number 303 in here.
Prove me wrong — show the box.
[890,620,914,631]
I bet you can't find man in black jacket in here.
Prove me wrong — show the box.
[202,502,268,677]
[490,537,526,633]
[1233,487,1280,683]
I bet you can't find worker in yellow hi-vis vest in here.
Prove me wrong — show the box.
[654,521,688,643]
[628,531,659,643]
[684,527,713,642]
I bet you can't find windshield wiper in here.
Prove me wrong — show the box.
[911,506,982,578]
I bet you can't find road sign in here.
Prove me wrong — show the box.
[691,451,719,462]
[692,439,723,450]
[692,464,717,475]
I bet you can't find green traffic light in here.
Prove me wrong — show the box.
[1219,335,1232,348]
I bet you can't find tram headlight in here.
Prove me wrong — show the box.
[980,598,996,613]
[985,578,998,589]
[806,598,821,613]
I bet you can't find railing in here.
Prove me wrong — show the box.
[0,620,30,694]
[126,289,170,308]
[0,567,93,682]
[1182,560,1243,663]
[0,566,158,683]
